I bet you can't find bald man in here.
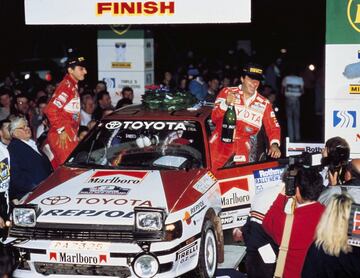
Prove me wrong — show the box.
[318,159,360,205]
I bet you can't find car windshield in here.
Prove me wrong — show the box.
[66,119,206,170]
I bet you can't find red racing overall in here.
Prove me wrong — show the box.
[44,74,80,168]
[210,86,281,169]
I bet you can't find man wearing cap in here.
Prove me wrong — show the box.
[44,56,87,168]
[210,63,281,168]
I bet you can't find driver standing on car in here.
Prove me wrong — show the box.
[210,63,281,169]
[44,56,87,169]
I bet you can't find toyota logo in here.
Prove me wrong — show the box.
[105,121,122,129]
[41,196,71,205]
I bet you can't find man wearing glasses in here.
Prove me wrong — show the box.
[7,117,52,202]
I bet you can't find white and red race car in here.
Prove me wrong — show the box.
[9,105,285,278]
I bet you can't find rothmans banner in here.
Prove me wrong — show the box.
[25,0,251,25]
[325,0,360,157]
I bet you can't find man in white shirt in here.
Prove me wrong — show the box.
[80,96,95,126]
[281,66,304,142]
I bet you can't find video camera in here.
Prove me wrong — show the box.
[321,145,350,185]
[279,152,323,196]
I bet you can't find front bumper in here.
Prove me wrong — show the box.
[12,236,201,278]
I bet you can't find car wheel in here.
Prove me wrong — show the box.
[193,220,218,278]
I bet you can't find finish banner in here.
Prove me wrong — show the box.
[325,0,360,157]
[24,0,251,25]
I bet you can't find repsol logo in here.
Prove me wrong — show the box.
[221,216,234,225]
[42,209,134,218]
[221,193,250,206]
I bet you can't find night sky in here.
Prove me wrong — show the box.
[0,0,326,83]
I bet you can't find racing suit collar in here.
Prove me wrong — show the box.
[239,85,258,106]
[65,74,79,87]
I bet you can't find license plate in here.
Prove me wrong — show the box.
[50,241,110,251]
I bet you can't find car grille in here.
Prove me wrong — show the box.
[10,225,163,242]
[34,262,131,277]
[10,226,136,242]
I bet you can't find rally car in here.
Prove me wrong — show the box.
[8,104,285,278]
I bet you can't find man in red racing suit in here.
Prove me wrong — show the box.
[210,63,281,169]
[44,56,87,168]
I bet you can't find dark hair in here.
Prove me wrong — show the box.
[0,119,10,129]
[96,90,110,102]
[0,88,12,98]
[14,94,29,101]
[295,167,323,201]
[36,96,48,106]
[325,137,350,158]
[121,86,133,95]
[324,137,350,179]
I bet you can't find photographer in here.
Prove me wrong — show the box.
[262,167,324,278]
[318,159,360,205]
[321,136,350,186]
[233,184,282,278]
[302,193,360,278]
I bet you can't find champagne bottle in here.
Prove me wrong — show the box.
[221,105,236,143]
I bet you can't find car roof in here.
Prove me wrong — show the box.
[104,104,213,122]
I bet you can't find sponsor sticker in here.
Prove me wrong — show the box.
[75,197,152,207]
[79,185,130,195]
[42,209,134,218]
[333,110,356,128]
[253,167,284,194]
[221,216,234,225]
[49,252,107,264]
[0,158,10,191]
[221,193,250,206]
[41,196,71,206]
[349,84,360,94]
[104,121,186,131]
[193,172,216,194]
[105,121,122,129]
[182,201,206,225]
[53,99,63,108]
[175,241,199,264]
[88,170,147,184]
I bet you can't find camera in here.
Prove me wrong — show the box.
[279,152,323,196]
[321,145,350,184]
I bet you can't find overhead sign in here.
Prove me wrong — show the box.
[325,0,360,157]
[25,0,251,25]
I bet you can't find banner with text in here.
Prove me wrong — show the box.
[325,0,360,157]
[25,0,251,25]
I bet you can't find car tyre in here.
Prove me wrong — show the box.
[192,220,218,278]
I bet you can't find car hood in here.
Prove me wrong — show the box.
[27,167,208,226]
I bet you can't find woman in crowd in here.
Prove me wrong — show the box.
[302,193,360,277]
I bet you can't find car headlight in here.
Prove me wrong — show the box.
[135,208,164,232]
[133,253,159,278]
[13,207,37,227]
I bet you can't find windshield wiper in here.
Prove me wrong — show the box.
[65,161,113,169]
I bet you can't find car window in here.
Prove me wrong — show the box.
[67,120,206,170]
